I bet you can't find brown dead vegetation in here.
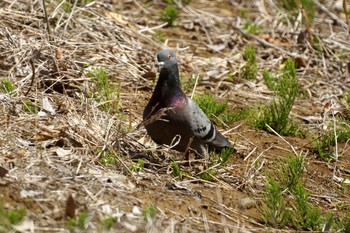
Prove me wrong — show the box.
[0,0,350,232]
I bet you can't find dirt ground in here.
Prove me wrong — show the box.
[0,0,350,232]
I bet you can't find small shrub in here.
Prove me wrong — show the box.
[292,182,321,230]
[279,155,304,189]
[222,108,257,125]
[256,59,299,135]
[160,6,178,27]
[260,177,291,228]
[241,46,257,80]
[260,155,322,230]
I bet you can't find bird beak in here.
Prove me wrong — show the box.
[158,61,164,72]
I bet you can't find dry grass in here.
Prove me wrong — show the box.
[0,0,350,232]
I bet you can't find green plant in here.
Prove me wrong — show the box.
[281,0,316,25]
[243,21,262,34]
[279,155,304,189]
[256,59,299,135]
[160,6,178,27]
[260,177,291,228]
[152,31,166,43]
[199,169,217,181]
[67,211,88,231]
[316,133,333,161]
[241,46,257,80]
[195,93,257,126]
[182,73,201,93]
[98,149,117,166]
[343,212,350,233]
[143,203,157,222]
[194,93,227,121]
[0,203,27,231]
[346,90,350,111]
[172,161,182,179]
[131,159,145,172]
[62,0,94,13]
[1,78,15,93]
[88,67,119,112]
[316,121,350,161]
[293,182,321,230]
[22,100,37,113]
[100,216,117,230]
[216,147,235,164]
[222,108,257,125]
[260,155,323,230]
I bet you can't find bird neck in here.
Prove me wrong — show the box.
[159,65,181,87]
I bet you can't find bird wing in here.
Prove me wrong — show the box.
[169,97,216,142]
[177,97,231,148]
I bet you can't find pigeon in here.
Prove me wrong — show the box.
[143,50,231,157]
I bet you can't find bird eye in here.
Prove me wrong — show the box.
[167,54,172,59]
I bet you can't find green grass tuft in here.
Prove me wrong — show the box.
[88,67,119,112]
[281,0,316,25]
[100,216,117,230]
[1,78,15,93]
[256,59,299,136]
[199,169,217,182]
[195,93,258,126]
[98,148,117,167]
[22,100,37,113]
[143,203,157,222]
[152,31,166,43]
[241,46,257,80]
[316,120,350,161]
[194,93,227,120]
[217,147,235,164]
[172,161,182,179]
[160,6,178,27]
[243,21,262,34]
[131,158,145,172]
[0,203,27,231]
[67,211,89,231]
[343,212,350,233]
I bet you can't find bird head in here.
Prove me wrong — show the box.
[157,49,177,72]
